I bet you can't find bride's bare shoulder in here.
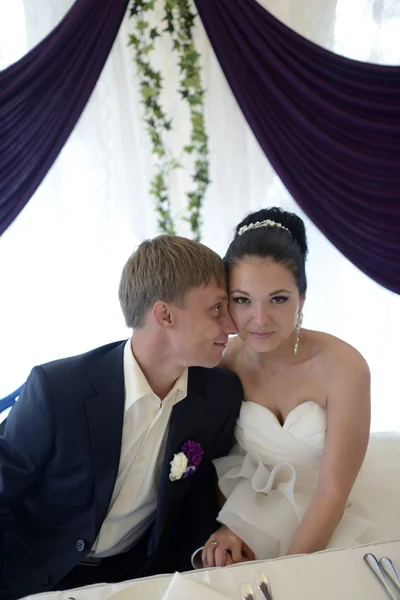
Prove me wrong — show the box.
[307,330,369,375]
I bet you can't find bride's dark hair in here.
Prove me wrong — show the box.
[224,207,308,295]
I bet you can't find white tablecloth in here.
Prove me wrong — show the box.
[25,538,400,600]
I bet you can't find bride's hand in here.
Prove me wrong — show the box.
[201,525,255,568]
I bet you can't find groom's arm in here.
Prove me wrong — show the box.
[0,369,54,511]
[176,377,242,570]
[0,368,54,583]
[176,461,220,570]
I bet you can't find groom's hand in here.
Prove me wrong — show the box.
[202,525,255,568]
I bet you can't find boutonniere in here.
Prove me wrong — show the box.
[169,440,204,482]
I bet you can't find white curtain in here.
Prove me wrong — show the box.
[0,0,399,431]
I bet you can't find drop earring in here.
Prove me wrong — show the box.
[294,312,303,356]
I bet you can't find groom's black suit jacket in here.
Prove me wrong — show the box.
[0,340,242,599]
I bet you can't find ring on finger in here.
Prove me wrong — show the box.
[210,541,218,547]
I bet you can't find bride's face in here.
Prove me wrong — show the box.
[228,257,304,354]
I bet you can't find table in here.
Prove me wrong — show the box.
[24,538,400,600]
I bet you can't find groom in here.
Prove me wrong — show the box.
[0,235,247,600]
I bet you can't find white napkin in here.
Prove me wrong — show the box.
[162,572,233,600]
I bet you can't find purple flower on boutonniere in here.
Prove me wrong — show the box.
[169,440,204,482]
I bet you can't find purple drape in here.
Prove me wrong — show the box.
[194,0,400,294]
[0,0,129,236]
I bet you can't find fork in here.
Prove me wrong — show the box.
[240,583,256,600]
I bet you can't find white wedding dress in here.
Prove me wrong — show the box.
[214,401,400,559]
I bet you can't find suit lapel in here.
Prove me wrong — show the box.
[85,341,126,535]
[153,367,207,544]
[84,352,209,547]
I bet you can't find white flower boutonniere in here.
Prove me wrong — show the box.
[169,440,204,482]
[169,452,188,482]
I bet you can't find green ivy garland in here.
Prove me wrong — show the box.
[128,0,209,240]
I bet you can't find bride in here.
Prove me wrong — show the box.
[202,207,400,567]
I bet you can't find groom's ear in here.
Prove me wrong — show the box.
[153,300,175,329]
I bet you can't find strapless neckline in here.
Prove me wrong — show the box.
[245,400,325,428]
[215,398,400,561]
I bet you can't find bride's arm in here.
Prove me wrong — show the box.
[287,346,370,556]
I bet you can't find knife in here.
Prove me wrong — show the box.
[256,571,273,600]
[379,558,400,594]
[364,553,397,600]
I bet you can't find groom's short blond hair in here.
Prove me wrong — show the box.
[119,235,226,329]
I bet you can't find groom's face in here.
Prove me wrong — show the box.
[169,280,237,368]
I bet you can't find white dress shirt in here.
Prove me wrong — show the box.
[91,339,188,557]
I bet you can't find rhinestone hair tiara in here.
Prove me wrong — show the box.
[237,219,292,237]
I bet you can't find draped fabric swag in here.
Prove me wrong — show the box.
[194,0,400,294]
